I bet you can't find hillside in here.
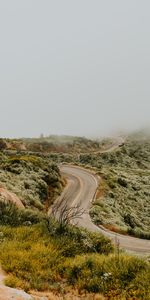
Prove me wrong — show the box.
[0,132,150,299]
[83,133,150,238]
[0,135,116,154]
[0,152,63,211]
[1,133,148,238]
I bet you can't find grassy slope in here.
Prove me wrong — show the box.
[0,221,149,299]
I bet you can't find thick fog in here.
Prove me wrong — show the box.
[0,0,150,138]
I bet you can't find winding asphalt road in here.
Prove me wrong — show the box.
[56,165,150,256]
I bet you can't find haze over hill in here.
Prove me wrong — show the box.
[0,0,150,138]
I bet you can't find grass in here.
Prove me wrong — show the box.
[0,201,43,226]
[0,225,64,291]
[0,223,149,299]
[0,223,113,289]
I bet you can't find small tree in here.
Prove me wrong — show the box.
[50,197,85,233]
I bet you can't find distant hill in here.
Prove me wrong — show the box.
[0,135,115,154]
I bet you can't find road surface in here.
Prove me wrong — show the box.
[55,165,150,255]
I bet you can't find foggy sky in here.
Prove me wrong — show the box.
[0,0,150,138]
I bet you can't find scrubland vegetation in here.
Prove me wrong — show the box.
[24,135,102,153]
[0,135,115,154]
[0,131,150,299]
[23,132,150,239]
[88,134,150,239]
[0,203,149,299]
[0,152,63,210]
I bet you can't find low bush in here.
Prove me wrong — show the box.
[61,254,150,298]
[0,201,43,226]
[43,220,113,256]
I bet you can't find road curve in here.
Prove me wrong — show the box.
[58,165,150,256]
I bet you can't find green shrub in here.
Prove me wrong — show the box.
[0,201,43,226]
[62,254,150,297]
[43,220,113,256]
[118,177,128,188]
